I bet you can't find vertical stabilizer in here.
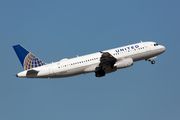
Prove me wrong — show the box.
[13,45,46,70]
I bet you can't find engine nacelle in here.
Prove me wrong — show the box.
[114,58,133,69]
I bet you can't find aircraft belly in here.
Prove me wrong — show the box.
[54,66,88,78]
[84,64,98,73]
[132,50,162,62]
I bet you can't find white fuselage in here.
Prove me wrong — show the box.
[17,42,166,78]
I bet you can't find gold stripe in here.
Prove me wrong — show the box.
[39,60,42,66]
[30,59,33,69]
[36,59,39,67]
[27,54,32,69]
[33,58,35,68]
[29,54,33,69]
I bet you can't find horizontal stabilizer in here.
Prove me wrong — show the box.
[27,69,39,75]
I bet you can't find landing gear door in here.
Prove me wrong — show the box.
[144,43,151,52]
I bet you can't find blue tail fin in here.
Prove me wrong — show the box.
[13,44,46,70]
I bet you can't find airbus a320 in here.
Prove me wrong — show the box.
[13,41,166,78]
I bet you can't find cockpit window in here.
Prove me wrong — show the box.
[154,43,158,46]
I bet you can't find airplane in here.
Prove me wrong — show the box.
[13,41,166,78]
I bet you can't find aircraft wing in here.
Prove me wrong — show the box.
[96,52,117,71]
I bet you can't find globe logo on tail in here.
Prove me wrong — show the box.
[24,53,46,70]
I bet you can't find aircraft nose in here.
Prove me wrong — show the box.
[160,45,166,53]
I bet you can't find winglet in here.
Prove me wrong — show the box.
[99,51,103,53]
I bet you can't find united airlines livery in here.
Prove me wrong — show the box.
[13,41,166,78]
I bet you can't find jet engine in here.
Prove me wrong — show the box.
[114,58,133,69]
[95,58,133,77]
